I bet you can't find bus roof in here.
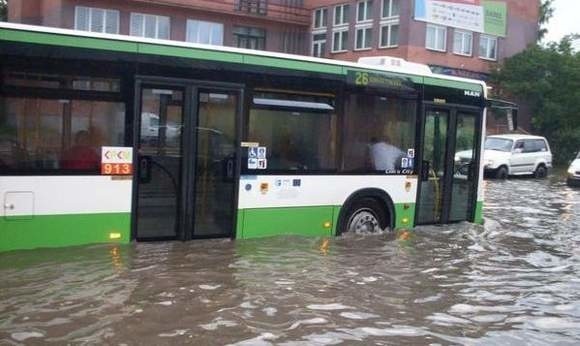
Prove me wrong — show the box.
[0,22,487,95]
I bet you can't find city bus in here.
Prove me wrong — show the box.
[0,23,486,252]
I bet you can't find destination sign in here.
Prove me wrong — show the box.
[347,71,416,91]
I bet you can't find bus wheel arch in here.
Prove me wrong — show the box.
[336,189,395,235]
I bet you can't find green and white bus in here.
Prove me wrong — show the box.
[0,23,486,252]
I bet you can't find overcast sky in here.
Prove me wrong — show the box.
[544,0,580,43]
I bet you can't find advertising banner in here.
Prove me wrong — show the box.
[415,0,507,37]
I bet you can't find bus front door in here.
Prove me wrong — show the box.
[135,82,241,241]
[416,108,480,225]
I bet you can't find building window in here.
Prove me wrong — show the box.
[379,23,399,48]
[479,35,498,60]
[355,27,372,50]
[186,20,223,45]
[313,8,328,29]
[381,0,399,18]
[130,13,170,39]
[236,0,268,15]
[312,33,327,57]
[334,4,350,26]
[332,30,348,52]
[426,24,446,52]
[234,26,266,50]
[74,6,119,34]
[453,30,473,56]
[357,0,373,22]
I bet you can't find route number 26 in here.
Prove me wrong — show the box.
[355,72,369,86]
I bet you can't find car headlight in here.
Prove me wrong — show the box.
[485,159,494,167]
[454,155,460,162]
[569,167,576,175]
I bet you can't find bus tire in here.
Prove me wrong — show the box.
[534,164,547,179]
[339,197,389,235]
[495,166,508,180]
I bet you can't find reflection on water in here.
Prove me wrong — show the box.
[1,176,580,344]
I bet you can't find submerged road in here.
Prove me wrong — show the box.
[1,174,579,345]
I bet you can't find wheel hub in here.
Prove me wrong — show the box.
[348,210,380,234]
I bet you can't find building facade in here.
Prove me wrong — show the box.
[306,0,539,79]
[7,0,310,54]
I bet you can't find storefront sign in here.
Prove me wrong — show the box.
[414,0,507,37]
[101,146,133,175]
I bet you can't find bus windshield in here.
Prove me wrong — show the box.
[485,138,513,152]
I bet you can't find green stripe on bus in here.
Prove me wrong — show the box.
[474,201,484,225]
[0,212,130,253]
[237,203,416,239]
[0,28,138,53]
[424,76,483,92]
[137,43,243,64]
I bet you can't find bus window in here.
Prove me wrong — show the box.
[342,94,417,174]
[246,92,337,172]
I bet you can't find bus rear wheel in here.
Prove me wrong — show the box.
[340,198,388,235]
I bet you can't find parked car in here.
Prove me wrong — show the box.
[456,134,552,179]
[567,151,580,187]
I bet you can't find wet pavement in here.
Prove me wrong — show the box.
[1,174,580,345]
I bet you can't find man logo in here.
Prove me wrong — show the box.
[464,90,481,97]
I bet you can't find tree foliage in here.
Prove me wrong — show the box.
[490,35,580,164]
[538,0,555,41]
[0,0,7,22]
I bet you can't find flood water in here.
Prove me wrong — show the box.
[1,175,580,345]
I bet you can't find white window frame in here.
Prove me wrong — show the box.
[312,33,327,57]
[313,8,328,29]
[426,24,447,52]
[74,6,119,34]
[130,12,171,39]
[381,0,399,19]
[355,25,372,51]
[334,4,350,27]
[453,30,473,56]
[186,19,224,45]
[356,0,373,23]
[379,21,399,48]
[332,29,349,53]
[479,34,498,61]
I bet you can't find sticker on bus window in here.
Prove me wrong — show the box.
[407,149,415,158]
[248,158,258,169]
[257,147,267,159]
[101,146,133,175]
[248,147,258,158]
[257,159,267,170]
[401,157,409,169]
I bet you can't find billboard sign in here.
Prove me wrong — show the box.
[414,0,507,37]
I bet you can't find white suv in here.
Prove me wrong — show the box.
[483,135,552,179]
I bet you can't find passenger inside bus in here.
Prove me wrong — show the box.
[368,136,404,171]
[60,130,100,170]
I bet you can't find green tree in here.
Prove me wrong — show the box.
[490,35,580,164]
[538,0,555,41]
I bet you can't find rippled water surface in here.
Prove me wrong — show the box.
[1,176,580,345]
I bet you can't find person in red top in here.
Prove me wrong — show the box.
[60,130,100,171]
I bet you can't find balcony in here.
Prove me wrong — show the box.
[130,0,310,25]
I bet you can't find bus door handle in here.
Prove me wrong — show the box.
[139,156,152,183]
[421,161,431,181]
